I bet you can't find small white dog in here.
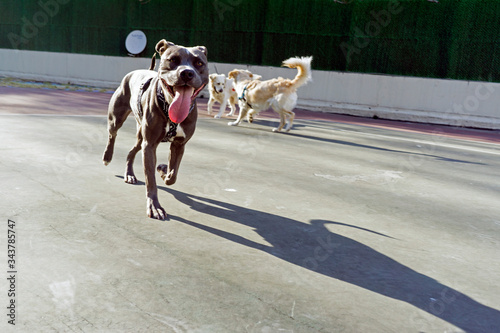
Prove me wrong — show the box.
[207,73,239,118]
[228,56,312,132]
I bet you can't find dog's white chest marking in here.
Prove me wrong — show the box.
[174,124,186,139]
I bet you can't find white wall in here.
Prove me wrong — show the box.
[1,48,499,129]
[0,49,151,87]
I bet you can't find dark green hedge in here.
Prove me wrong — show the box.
[1,0,498,82]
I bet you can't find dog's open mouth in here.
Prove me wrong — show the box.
[162,79,205,123]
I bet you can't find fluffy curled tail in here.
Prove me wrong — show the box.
[282,56,313,88]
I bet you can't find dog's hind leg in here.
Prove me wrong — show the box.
[102,91,132,165]
[124,124,143,184]
[215,99,228,119]
[271,107,287,132]
[228,95,237,116]
[272,109,295,132]
[247,109,258,123]
[102,110,132,165]
[284,109,295,132]
[272,93,296,132]
[228,102,236,116]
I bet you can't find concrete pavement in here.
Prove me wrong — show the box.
[1,86,500,332]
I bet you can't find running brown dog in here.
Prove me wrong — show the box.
[102,40,208,219]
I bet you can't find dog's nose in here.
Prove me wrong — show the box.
[180,69,195,82]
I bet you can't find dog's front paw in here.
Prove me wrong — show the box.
[102,150,113,166]
[214,114,221,119]
[147,198,166,220]
[228,121,237,126]
[124,174,138,184]
[157,164,177,185]
[157,164,168,175]
[272,127,281,132]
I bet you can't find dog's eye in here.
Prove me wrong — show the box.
[194,59,204,68]
[168,56,180,65]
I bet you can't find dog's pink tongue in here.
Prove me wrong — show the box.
[169,86,194,123]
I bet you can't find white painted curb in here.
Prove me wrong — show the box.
[1,49,499,129]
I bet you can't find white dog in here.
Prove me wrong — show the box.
[207,73,239,118]
[228,56,312,132]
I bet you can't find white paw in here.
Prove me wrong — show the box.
[214,114,221,119]
[124,175,137,184]
[147,198,166,220]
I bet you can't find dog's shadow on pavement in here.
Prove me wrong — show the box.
[236,123,485,166]
[162,187,500,332]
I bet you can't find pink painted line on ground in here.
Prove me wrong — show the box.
[1,86,498,145]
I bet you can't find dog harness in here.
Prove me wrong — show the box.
[138,78,192,142]
[155,82,179,142]
[238,84,252,108]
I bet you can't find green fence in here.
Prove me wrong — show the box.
[1,0,499,82]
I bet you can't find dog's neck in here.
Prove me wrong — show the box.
[233,79,253,94]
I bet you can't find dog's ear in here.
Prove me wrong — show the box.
[195,46,207,56]
[155,39,175,56]
[228,70,238,79]
[209,73,217,81]
[252,74,263,80]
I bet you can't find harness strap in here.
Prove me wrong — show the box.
[137,77,178,143]
[238,84,252,108]
[137,78,153,120]
[156,82,178,142]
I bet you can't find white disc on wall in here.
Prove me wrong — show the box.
[125,30,147,55]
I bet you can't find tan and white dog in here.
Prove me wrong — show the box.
[228,56,312,132]
[207,73,238,118]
